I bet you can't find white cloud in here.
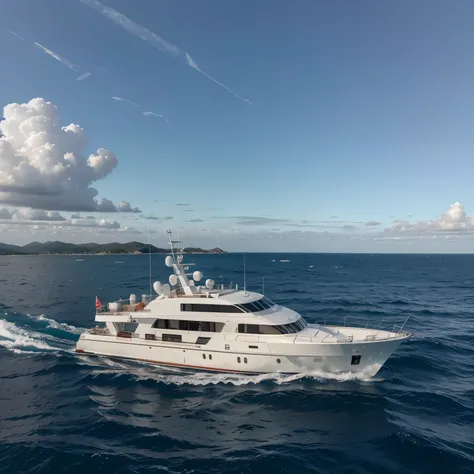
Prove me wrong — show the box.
[111,96,140,108]
[118,201,140,213]
[13,208,66,221]
[91,218,120,229]
[387,202,474,234]
[143,111,168,122]
[79,0,247,102]
[0,208,12,219]
[0,97,139,212]
[95,198,140,213]
[76,72,92,81]
[34,42,80,71]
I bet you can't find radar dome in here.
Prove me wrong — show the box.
[169,274,178,286]
[162,283,171,296]
[205,279,215,289]
[153,281,162,294]
[165,256,174,267]
[193,270,203,281]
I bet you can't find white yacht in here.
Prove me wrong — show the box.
[76,230,411,377]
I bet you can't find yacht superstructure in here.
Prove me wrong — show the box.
[75,231,411,376]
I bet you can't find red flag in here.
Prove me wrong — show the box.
[95,296,102,310]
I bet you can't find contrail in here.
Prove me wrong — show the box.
[77,0,248,102]
[9,30,25,41]
[143,111,168,122]
[111,96,141,107]
[76,72,92,81]
[34,42,80,71]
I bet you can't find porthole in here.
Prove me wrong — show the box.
[209,354,212,360]
[277,358,281,364]
[237,357,241,363]
[202,354,206,359]
[244,357,248,364]
[351,355,361,365]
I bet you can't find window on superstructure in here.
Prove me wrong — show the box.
[181,303,243,313]
[154,319,222,332]
[152,319,169,329]
[238,318,306,334]
[236,298,276,313]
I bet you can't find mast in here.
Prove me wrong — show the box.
[167,229,196,296]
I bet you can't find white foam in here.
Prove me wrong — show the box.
[35,314,85,334]
[83,360,383,386]
[0,319,60,353]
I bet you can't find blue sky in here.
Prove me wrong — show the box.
[1,0,474,252]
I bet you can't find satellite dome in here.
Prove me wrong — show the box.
[169,274,178,286]
[165,256,174,267]
[162,283,171,296]
[153,281,162,294]
[205,279,215,289]
[193,270,203,282]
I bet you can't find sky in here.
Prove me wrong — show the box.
[1,0,474,252]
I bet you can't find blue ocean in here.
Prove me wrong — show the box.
[0,253,473,474]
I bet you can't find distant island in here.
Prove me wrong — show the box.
[0,241,228,256]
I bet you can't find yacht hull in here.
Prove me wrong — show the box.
[76,332,408,377]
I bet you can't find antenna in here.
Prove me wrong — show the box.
[244,252,247,294]
[262,276,265,295]
[147,223,152,298]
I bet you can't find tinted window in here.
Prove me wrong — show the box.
[162,334,182,342]
[158,319,219,332]
[236,298,276,313]
[181,303,243,313]
[152,319,169,329]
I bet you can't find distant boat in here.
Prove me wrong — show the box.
[280,259,290,263]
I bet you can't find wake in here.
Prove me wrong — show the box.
[77,357,383,386]
[0,313,84,355]
[1,313,381,385]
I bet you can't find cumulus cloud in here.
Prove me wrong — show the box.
[0,208,12,219]
[0,97,139,212]
[13,208,66,221]
[387,202,474,234]
[95,198,140,213]
[70,218,120,229]
[118,201,140,213]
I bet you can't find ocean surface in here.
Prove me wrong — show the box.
[0,252,473,474]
